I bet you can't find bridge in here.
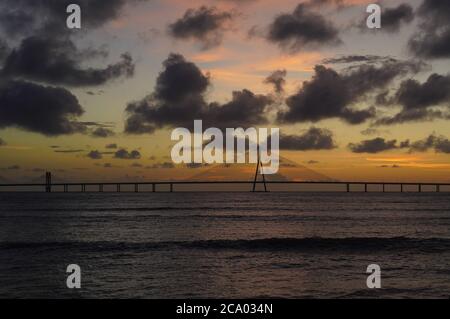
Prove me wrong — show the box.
[0,172,449,193]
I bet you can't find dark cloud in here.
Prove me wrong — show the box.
[186,163,209,169]
[1,37,134,87]
[379,164,401,168]
[279,127,337,151]
[409,134,450,153]
[87,150,103,160]
[106,143,118,149]
[348,137,404,153]
[264,70,287,93]
[358,4,414,33]
[361,128,390,136]
[146,162,175,169]
[278,60,424,125]
[0,80,85,136]
[91,127,116,138]
[125,53,272,134]
[130,162,143,168]
[322,55,398,65]
[267,4,341,53]
[0,138,6,146]
[169,6,235,50]
[0,0,145,37]
[375,73,450,125]
[0,40,9,62]
[409,0,450,58]
[114,149,141,160]
[381,4,414,32]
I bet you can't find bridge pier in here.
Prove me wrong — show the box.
[382,184,385,193]
[400,184,403,193]
[135,184,139,193]
[419,184,422,193]
[346,183,350,193]
[117,184,121,192]
[364,184,368,193]
[437,185,440,193]
[81,184,86,192]
[170,183,173,192]
[45,172,52,193]
[152,184,156,192]
[99,184,103,192]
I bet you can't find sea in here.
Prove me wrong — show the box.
[0,192,449,299]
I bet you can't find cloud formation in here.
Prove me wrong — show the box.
[0,80,85,136]
[409,0,450,58]
[348,137,404,153]
[114,149,141,160]
[264,70,287,94]
[169,6,235,50]
[1,37,134,87]
[376,73,450,125]
[358,3,414,33]
[409,134,450,153]
[267,4,341,53]
[277,60,424,125]
[91,127,116,138]
[279,127,337,150]
[87,150,103,160]
[125,53,272,134]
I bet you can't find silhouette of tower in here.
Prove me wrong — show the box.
[252,146,267,192]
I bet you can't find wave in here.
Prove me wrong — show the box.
[1,237,449,253]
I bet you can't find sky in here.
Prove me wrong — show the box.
[0,0,450,183]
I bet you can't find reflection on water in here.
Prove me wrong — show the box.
[0,192,449,298]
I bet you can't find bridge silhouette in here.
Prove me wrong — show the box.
[0,171,449,193]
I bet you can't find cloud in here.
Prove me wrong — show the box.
[322,55,398,65]
[87,150,103,160]
[0,137,6,146]
[106,143,118,149]
[125,53,272,134]
[91,127,116,138]
[381,4,414,32]
[277,60,424,125]
[264,70,287,93]
[267,4,341,53]
[169,6,235,50]
[146,162,175,169]
[348,137,404,153]
[114,149,141,160]
[0,0,145,37]
[375,73,450,125]
[186,163,209,169]
[357,3,414,33]
[0,80,85,136]
[409,0,450,58]
[1,37,134,87]
[409,134,450,153]
[279,127,337,150]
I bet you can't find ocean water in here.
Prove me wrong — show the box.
[0,192,449,299]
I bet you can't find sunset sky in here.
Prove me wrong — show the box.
[0,0,449,183]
